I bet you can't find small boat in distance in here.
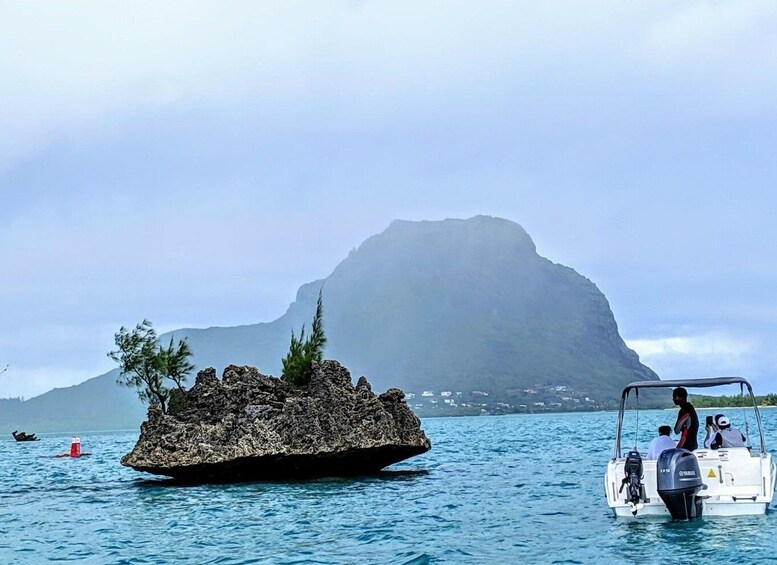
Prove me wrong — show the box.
[605,377,777,519]
[12,430,39,442]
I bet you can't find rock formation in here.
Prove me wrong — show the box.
[121,360,431,482]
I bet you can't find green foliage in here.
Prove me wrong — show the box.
[167,388,187,416]
[108,320,194,414]
[282,289,327,387]
[690,393,770,408]
[157,336,195,394]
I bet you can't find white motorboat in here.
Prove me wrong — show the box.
[604,377,776,519]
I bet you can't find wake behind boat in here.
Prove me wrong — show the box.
[605,377,777,519]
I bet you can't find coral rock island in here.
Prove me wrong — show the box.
[121,361,431,482]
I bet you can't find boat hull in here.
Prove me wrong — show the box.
[605,448,776,519]
[611,500,769,518]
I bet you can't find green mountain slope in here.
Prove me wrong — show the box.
[1,216,658,432]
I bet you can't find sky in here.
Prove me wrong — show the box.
[1,1,776,399]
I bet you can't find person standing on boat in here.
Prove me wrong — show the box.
[710,415,747,449]
[646,425,676,459]
[672,387,699,451]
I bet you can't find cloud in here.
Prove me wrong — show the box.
[628,334,755,358]
[2,1,777,399]
[627,333,759,379]
[3,1,777,172]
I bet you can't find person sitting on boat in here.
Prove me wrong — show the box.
[703,413,724,448]
[646,425,676,459]
[672,387,699,451]
[710,415,747,449]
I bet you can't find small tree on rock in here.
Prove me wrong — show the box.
[157,335,195,415]
[282,289,326,387]
[108,320,194,414]
[157,335,194,395]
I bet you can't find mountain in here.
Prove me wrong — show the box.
[1,216,658,432]
[1,371,146,433]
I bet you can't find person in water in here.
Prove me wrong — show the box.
[672,387,699,451]
[710,415,747,449]
[646,425,676,459]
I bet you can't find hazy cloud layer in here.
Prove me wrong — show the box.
[626,334,759,380]
[2,1,777,397]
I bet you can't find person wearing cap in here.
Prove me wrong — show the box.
[710,415,747,449]
[672,387,699,451]
[646,425,676,459]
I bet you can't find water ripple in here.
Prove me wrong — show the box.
[2,413,777,562]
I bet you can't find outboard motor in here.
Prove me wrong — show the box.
[619,449,644,515]
[657,448,705,520]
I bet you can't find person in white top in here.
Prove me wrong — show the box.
[646,425,676,459]
[710,415,747,449]
[703,413,724,448]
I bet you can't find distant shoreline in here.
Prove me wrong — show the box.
[662,405,777,411]
[417,404,777,419]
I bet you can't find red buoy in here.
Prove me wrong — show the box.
[70,437,81,457]
[54,436,92,458]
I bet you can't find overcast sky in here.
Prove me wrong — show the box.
[2,1,776,399]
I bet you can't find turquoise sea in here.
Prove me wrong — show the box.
[2,410,777,563]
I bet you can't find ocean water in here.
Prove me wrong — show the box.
[2,410,777,564]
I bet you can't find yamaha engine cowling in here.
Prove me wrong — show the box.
[656,448,705,520]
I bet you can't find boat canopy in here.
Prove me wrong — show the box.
[621,377,754,399]
[614,376,766,458]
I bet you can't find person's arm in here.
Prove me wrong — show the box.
[704,424,719,448]
[675,412,690,447]
[674,413,689,435]
[711,431,722,450]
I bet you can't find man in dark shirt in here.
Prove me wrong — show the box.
[672,387,699,451]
